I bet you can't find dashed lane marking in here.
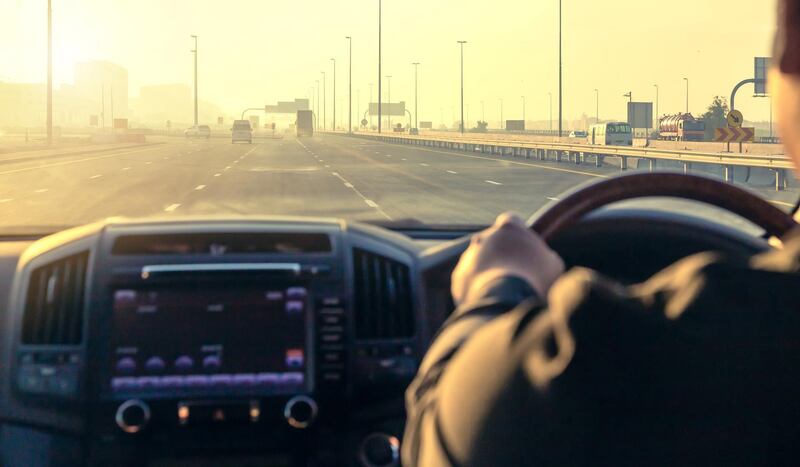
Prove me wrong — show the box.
[195,185,207,191]
[164,203,181,212]
[34,189,49,193]
[89,174,102,179]
[420,163,430,167]
[547,197,560,201]
[0,198,13,203]
[485,180,503,185]
[214,173,222,177]
[365,200,379,208]
[446,170,458,174]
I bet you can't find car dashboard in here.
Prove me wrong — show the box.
[0,217,441,467]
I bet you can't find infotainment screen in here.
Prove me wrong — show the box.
[108,285,310,398]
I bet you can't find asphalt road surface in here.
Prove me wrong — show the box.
[0,134,796,231]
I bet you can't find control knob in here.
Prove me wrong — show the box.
[284,395,318,429]
[359,433,400,467]
[115,399,151,434]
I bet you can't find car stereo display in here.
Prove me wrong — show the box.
[108,285,309,398]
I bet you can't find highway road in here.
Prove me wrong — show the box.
[0,134,796,231]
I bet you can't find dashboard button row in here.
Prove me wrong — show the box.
[111,372,304,391]
[17,363,79,397]
[317,300,346,390]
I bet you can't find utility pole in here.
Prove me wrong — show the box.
[558,0,563,137]
[346,37,352,133]
[47,0,53,145]
[191,35,198,125]
[378,0,382,133]
[458,41,467,134]
[322,71,326,131]
[316,80,320,130]
[594,88,599,123]
[331,58,336,131]
[412,62,420,129]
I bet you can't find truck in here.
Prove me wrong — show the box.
[296,110,314,137]
[658,113,706,141]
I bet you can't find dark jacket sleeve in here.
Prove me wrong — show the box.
[403,246,800,467]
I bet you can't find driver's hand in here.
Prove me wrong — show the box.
[452,212,565,305]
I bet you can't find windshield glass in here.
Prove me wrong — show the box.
[0,0,794,230]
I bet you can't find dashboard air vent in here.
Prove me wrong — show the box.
[22,252,89,345]
[353,249,414,339]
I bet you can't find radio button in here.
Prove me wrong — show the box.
[284,396,318,429]
[116,400,150,434]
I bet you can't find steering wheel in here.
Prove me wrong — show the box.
[529,172,796,240]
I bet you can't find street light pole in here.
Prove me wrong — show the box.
[315,80,320,130]
[346,37,352,133]
[378,0,382,133]
[412,62,420,129]
[683,77,689,114]
[322,71,326,131]
[499,98,503,130]
[593,88,599,123]
[458,41,467,134]
[47,0,53,145]
[330,58,336,131]
[191,35,198,126]
[558,0,563,137]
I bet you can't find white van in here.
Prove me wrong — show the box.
[588,122,633,146]
[231,120,253,144]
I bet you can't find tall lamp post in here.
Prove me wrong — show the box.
[378,0,383,133]
[191,35,198,126]
[47,0,53,145]
[321,71,326,131]
[368,83,374,129]
[458,40,467,134]
[346,37,352,133]
[412,62,420,129]
[558,0,563,137]
[315,80,320,130]
[330,58,337,131]
[593,88,599,123]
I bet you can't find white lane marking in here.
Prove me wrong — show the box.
[164,203,181,212]
[547,197,560,201]
[332,172,340,176]
[485,180,503,185]
[402,158,407,161]
[420,163,430,167]
[446,170,458,174]
[233,160,239,164]
[385,154,392,158]
[145,161,152,165]
[325,165,331,168]
[319,159,324,162]
[214,173,222,177]
[225,165,232,170]
[195,185,207,191]
[122,167,131,171]
[89,174,102,179]
[0,198,13,203]
[0,145,163,177]
[409,146,609,179]
[330,172,392,221]
[164,156,169,160]
[34,189,49,193]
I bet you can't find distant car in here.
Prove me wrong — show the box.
[409,128,419,135]
[231,120,253,144]
[569,130,588,138]
[184,125,211,139]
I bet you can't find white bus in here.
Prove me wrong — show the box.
[588,122,633,146]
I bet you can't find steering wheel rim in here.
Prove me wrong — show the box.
[530,173,797,241]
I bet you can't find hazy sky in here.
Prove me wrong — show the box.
[1,0,778,124]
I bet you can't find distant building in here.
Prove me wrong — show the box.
[74,60,129,125]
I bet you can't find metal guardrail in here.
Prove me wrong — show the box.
[344,131,792,191]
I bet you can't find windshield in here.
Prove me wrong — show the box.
[0,0,794,230]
